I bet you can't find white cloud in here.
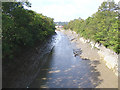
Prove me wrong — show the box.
[26,0,119,22]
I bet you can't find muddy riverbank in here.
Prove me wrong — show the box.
[28,30,118,88]
[3,30,118,88]
[63,30,118,88]
[63,30,119,75]
[3,34,57,88]
[28,31,103,88]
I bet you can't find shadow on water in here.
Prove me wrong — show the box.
[28,48,55,88]
[29,57,103,88]
[29,31,103,88]
[3,33,57,88]
[3,31,103,88]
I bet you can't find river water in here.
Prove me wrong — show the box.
[28,31,102,88]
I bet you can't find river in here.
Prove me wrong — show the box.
[28,31,102,88]
[3,30,117,88]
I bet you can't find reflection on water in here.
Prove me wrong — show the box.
[29,31,102,88]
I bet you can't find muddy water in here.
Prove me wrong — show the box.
[28,31,102,88]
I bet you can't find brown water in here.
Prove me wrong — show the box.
[28,31,102,88]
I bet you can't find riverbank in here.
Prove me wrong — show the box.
[3,34,57,88]
[63,30,118,88]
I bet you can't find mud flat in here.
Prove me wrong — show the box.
[63,30,118,88]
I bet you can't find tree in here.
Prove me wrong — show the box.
[65,1,119,53]
[2,2,55,60]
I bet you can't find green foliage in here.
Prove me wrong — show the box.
[2,2,55,60]
[65,1,119,54]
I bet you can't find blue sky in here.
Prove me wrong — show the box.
[26,0,119,22]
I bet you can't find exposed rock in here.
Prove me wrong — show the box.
[64,30,119,76]
[73,48,82,57]
[70,38,75,41]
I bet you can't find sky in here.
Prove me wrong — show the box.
[25,0,119,22]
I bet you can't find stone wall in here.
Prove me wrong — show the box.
[64,30,119,76]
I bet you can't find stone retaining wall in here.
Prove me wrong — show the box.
[64,30,119,76]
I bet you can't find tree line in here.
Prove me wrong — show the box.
[2,2,56,60]
[64,1,119,54]
[55,22,68,26]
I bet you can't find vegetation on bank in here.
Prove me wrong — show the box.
[2,2,56,60]
[64,1,119,54]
